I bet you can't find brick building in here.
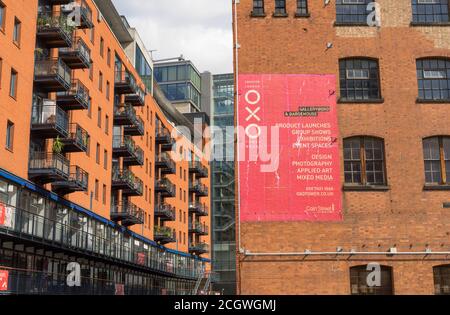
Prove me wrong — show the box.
[233,0,450,294]
[0,0,211,294]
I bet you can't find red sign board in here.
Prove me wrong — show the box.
[0,270,8,291]
[0,203,5,226]
[238,74,342,222]
[115,283,124,295]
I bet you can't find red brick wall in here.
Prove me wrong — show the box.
[234,0,450,295]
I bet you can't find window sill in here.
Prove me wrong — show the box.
[423,185,450,191]
[250,12,266,18]
[333,21,371,27]
[343,185,390,192]
[295,13,310,18]
[417,98,450,104]
[338,98,384,104]
[0,28,5,35]
[272,12,288,18]
[13,41,20,49]
[410,22,450,27]
[5,147,13,153]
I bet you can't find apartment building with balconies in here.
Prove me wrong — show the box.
[0,0,211,295]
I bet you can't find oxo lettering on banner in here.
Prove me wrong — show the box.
[238,74,343,222]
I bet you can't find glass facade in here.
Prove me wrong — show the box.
[135,44,153,92]
[211,74,236,295]
[0,173,206,294]
[154,62,202,109]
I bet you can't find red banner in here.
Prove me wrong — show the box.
[0,270,8,291]
[136,252,145,265]
[0,203,5,226]
[238,74,342,222]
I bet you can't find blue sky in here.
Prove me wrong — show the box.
[111,0,233,74]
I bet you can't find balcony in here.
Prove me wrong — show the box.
[155,127,171,144]
[189,203,209,217]
[112,135,136,158]
[111,202,144,227]
[35,58,72,92]
[155,153,176,175]
[189,242,209,255]
[112,169,143,196]
[115,70,137,95]
[124,86,146,106]
[161,137,176,152]
[189,161,209,178]
[56,80,90,111]
[154,204,176,222]
[28,152,70,184]
[36,11,73,48]
[31,102,69,139]
[59,37,91,69]
[154,226,176,245]
[189,180,209,197]
[61,0,93,29]
[124,146,144,166]
[52,165,88,194]
[124,115,145,136]
[155,178,176,198]
[60,124,89,153]
[188,222,209,236]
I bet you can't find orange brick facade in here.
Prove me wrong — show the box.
[234,0,450,295]
[0,0,210,294]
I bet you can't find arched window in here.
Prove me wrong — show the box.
[416,58,450,101]
[412,0,450,24]
[339,58,381,101]
[344,136,386,186]
[434,265,450,295]
[350,265,394,295]
[423,136,450,185]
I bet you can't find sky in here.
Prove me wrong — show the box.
[111,0,233,74]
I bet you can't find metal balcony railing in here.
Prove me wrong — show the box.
[34,58,71,92]
[110,202,144,226]
[189,161,209,178]
[28,152,70,183]
[189,203,209,216]
[112,169,143,196]
[154,204,176,221]
[112,135,135,155]
[155,178,176,197]
[188,222,209,235]
[115,70,137,94]
[59,37,91,69]
[52,165,89,194]
[31,102,69,138]
[156,152,176,174]
[155,126,171,144]
[60,123,89,153]
[125,85,146,106]
[154,226,176,244]
[189,242,209,254]
[56,79,90,110]
[36,11,73,48]
[189,180,209,196]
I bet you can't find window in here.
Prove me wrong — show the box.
[96,143,100,164]
[416,58,450,101]
[102,184,106,204]
[94,179,99,201]
[344,136,386,186]
[97,107,102,127]
[0,2,5,31]
[0,57,2,88]
[297,0,309,16]
[90,26,95,44]
[434,265,450,295]
[423,136,450,185]
[99,71,103,92]
[13,17,20,45]
[103,149,108,170]
[179,209,182,222]
[9,69,17,98]
[412,0,449,24]
[107,48,111,66]
[336,0,372,24]
[89,62,94,81]
[252,0,265,15]
[86,135,91,156]
[106,81,110,100]
[274,0,287,15]
[5,120,14,151]
[339,58,381,101]
[105,115,109,134]
[100,37,104,57]
[350,265,393,295]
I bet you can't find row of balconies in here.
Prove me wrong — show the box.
[114,70,146,106]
